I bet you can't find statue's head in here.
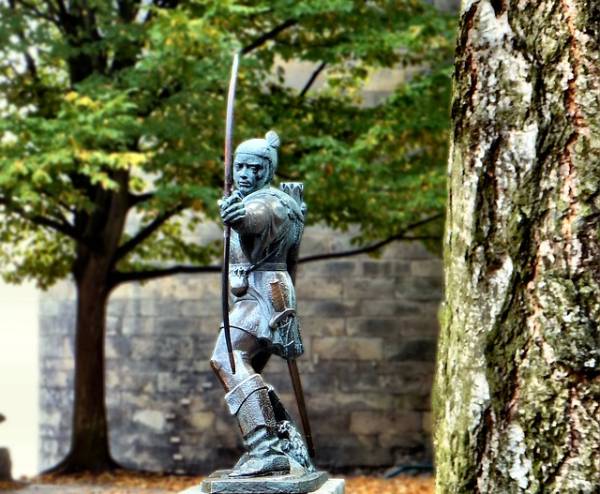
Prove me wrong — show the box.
[233,130,280,195]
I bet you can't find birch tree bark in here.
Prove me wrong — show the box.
[433,1,599,492]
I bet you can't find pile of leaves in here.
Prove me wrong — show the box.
[0,471,434,493]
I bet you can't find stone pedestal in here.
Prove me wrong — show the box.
[179,472,343,494]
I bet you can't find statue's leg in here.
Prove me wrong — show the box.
[210,328,289,477]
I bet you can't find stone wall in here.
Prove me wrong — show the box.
[39,226,442,473]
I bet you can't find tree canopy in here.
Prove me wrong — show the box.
[0,0,454,289]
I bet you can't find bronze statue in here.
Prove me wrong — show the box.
[191,55,329,494]
[210,131,313,478]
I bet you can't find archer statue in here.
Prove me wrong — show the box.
[210,130,315,478]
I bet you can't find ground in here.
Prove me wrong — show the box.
[0,472,434,493]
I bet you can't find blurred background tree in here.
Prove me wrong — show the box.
[0,0,454,473]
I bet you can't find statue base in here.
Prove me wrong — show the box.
[180,470,334,494]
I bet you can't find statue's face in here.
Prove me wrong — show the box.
[233,153,270,195]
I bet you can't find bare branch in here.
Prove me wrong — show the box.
[113,203,185,262]
[14,0,59,23]
[241,19,298,55]
[128,191,155,207]
[111,264,220,286]
[8,1,40,80]
[111,213,443,286]
[0,196,80,240]
[299,235,441,263]
[298,214,444,263]
[299,62,327,98]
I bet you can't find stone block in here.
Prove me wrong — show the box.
[296,278,343,299]
[156,371,202,394]
[300,369,344,390]
[130,335,196,361]
[39,334,74,359]
[139,298,159,316]
[310,412,351,435]
[382,241,433,260]
[335,363,381,392]
[180,299,222,317]
[377,366,435,397]
[358,300,420,317]
[362,261,395,277]
[343,278,397,300]
[111,283,137,300]
[175,358,212,374]
[410,259,443,277]
[298,234,333,256]
[40,387,72,410]
[299,260,361,278]
[118,316,154,335]
[39,409,70,432]
[154,275,220,300]
[392,389,433,410]
[106,368,157,393]
[40,315,74,335]
[40,369,73,388]
[384,338,438,362]
[395,317,440,337]
[309,392,398,413]
[378,431,424,449]
[300,317,345,337]
[197,316,222,334]
[113,441,175,473]
[189,411,216,430]
[39,298,64,317]
[313,337,383,361]
[155,317,201,334]
[106,335,132,359]
[395,277,443,302]
[41,357,74,372]
[318,443,393,468]
[38,436,70,470]
[422,412,433,434]
[347,317,439,338]
[318,434,379,455]
[132,409,167,432]
[300,300,360,317]
[346,317,397,337]
[106,298,128,317]
[119,390,159,411]
[350,411,421,435]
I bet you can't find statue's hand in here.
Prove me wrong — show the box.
[219,191,246,226]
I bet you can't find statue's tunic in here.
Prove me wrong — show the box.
[225,186,305,359]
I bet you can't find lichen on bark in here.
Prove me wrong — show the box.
[433,0,600,492]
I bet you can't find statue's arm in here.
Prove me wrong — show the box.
[220,193,284,235]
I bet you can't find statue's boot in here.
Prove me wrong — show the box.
[225,374,290,477]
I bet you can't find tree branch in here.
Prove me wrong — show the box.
[8,1,40,81]
[0,196,80,240]
[298,214,444,263]
[112,213,443,286]
[241,19,298,55]
[113,203,185,262]
[14,0,59,23]
[299,235,441,263]
[128,191,155,207]
[111,264,220,286]
[299,61,327,98]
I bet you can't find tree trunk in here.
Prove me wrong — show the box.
[49,257,117,473]
[433,1,599,492]
[48,174,130,473]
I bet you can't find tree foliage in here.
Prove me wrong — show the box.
[0,0,454,289]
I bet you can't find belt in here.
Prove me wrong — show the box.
[230,262,288,272]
